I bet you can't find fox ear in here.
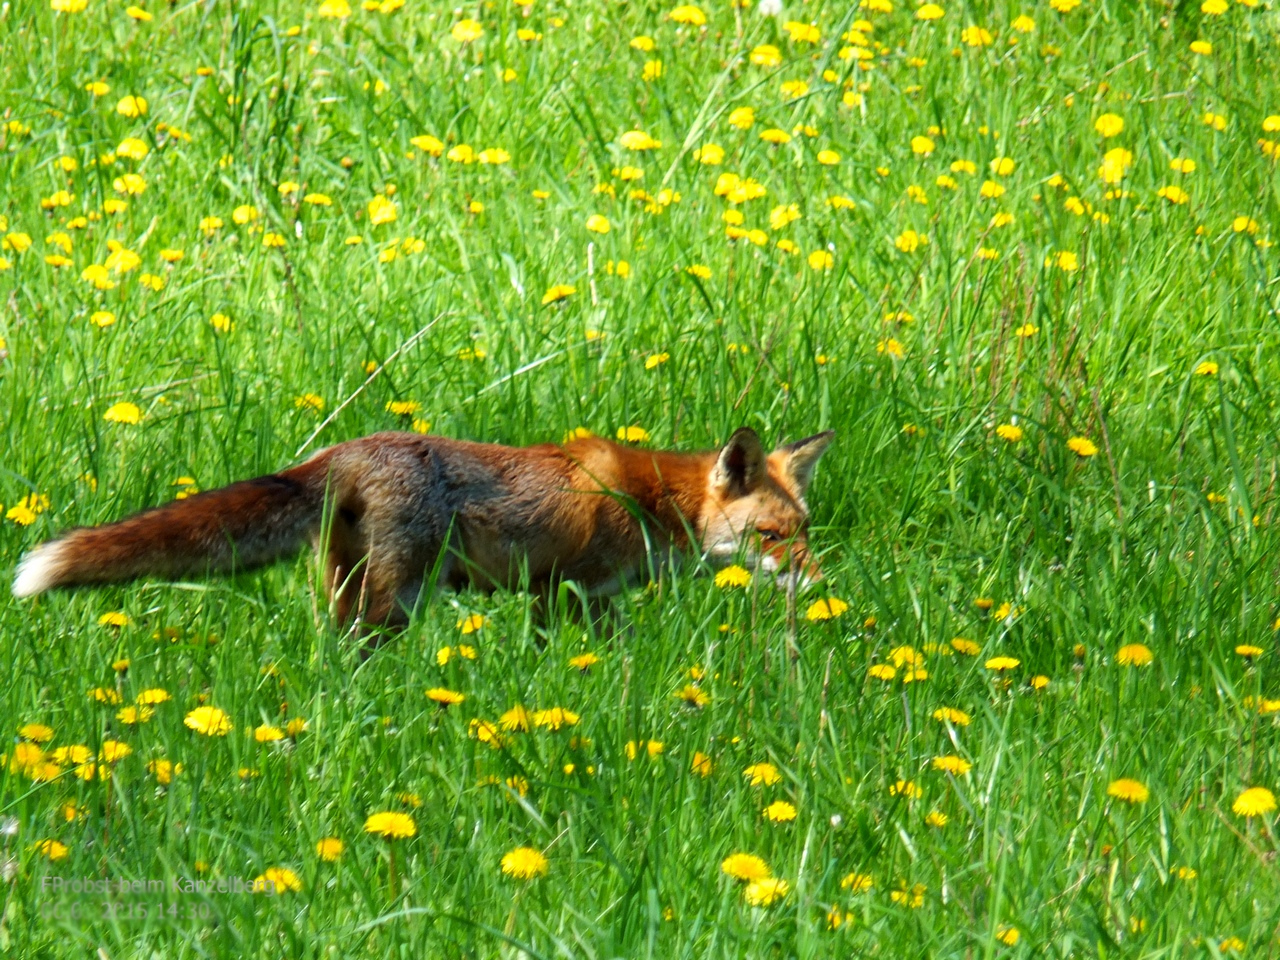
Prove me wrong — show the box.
[711,427,766,496]
[774,430,834,497]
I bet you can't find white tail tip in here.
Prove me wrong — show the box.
[12,543,65,598]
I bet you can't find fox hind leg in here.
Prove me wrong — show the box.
[320,441,450,646]
[356,503,449,638]
[319,504,368,626]
[325,540,366,626]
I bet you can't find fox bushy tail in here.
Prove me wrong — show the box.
[11,456,333,598]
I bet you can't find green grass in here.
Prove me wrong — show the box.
[3,0,1280,955]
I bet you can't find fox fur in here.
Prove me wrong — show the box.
[11,427,833,627]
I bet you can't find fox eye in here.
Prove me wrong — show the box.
[756,528,784,543]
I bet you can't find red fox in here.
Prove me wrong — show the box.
[11,427,832,626]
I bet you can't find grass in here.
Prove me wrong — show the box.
[2,0,1280,955]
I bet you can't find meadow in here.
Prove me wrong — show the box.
[2,0,1280,955]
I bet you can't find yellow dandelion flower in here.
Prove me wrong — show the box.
[34,839,69,861]
[721,852,771,882]
[750,43,781,66]
[98,739,131,763]
[102,402,142,424]
[254,867,302,894]
[619,130,662,151]
[743,762,782,786]
[253,724,284,742]
[147,758,181,784]
[931,755,972,775]
[455,613,486,634]
[450,17,483,42]
[426,688,465,706]
[407,134,445,159]
[501,846,549,879]
[1115,643,1154,666]
[18,723,54,742]
[526,706,574,732]
[52,745,93,765]
[744,877,789,906]
[1067,436,1098,457]
[895,229,926,253]
[932,707,971,726]
[116,95,148,117]
[669,682,707,707]
[694,143,724,164]
[715,565,751,588]
[1094,113,1124,138]
[806,598,849,621]
[763,800,796,822]
[499,706,530,732]
[542,284,577,305]
[116,137,148,160]
[890,779,922,799]
[6,742,44,775]
[841,871,873,892]
[367,195,398,225]
[364,810,416,838]
[910,135,936,156]
[1098,146,1134,183]
[116,706,154,724]
[1107,778,1149,803]
[446,144,475,164]
[184,706,233,736]
[1232,787,1276,818]
[669,4,706,26]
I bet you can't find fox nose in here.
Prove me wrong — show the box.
[774,549,822,590]
[776,566,822,591]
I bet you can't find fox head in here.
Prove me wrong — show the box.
[700,427,834,587]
